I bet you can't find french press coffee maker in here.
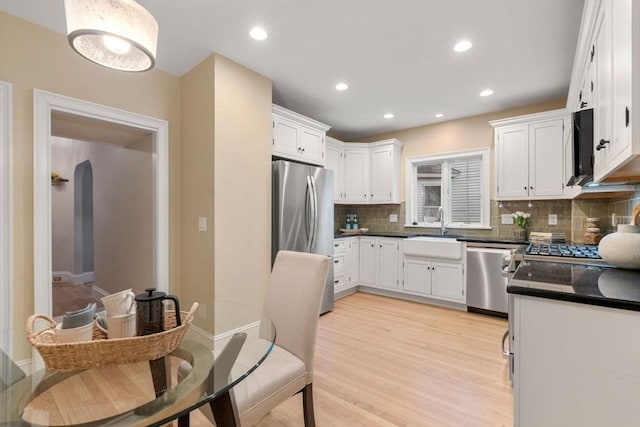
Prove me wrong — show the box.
[135,288,181,336]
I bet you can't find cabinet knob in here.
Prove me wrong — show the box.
[371,194,374,197]
[334,280,339,284]
[524,186,527,190]
[371,244,374,248]
[580,101,588,108]
[596,139,610,151]
[334,259,339,264]
[530,186,533,190]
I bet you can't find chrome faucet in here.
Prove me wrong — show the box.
[437,206,448,235]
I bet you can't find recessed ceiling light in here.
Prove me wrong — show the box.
[435,113,444,118]
[454,40,472,52]
[384,113,394,119]
[335,82,349,91]
[480,89,494,97]
[249,27,268,41]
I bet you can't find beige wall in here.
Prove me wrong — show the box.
[180,54,272,333]
[355,98,567,200]
[179,56,215,330]
[0,12,181,357]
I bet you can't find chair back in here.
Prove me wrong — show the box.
[263,251,329,382]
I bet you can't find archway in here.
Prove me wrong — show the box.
[73,160,94,282]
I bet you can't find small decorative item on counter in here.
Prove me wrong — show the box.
[584,217,602,245]
[346,215,352,229]
[512,211,531,240]
[353,214,358,229]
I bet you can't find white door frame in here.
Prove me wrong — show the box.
[33,90,169,317]
[0,81,12,353]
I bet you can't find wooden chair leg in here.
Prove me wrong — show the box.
[302,383,316,427]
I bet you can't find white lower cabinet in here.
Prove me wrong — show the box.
[403,258,464,302]
[333,237,359,295]
[334,236,465,306]
[359,237,400,290]
[513,295,640,427]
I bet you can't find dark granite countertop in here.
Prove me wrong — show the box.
[334,232,529,245]
[334,232,421,238]
[508,260,640,312]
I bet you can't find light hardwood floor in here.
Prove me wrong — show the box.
[190,292,513,427]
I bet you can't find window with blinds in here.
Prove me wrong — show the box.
[449,157,482,224]
[406,148,490,229]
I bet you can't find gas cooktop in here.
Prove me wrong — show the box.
[525,244,605,264]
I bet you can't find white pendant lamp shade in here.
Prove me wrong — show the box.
[64,0,158,72]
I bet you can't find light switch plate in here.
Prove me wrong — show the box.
[501,214,514,225]
[198,216,207,231]
[548,214,558,225]
[389,214,398,223]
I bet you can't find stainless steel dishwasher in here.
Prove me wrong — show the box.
[466,242,524,317]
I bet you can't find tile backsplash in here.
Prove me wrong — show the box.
[335,190,640,243]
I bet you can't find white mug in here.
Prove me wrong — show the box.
[101,289,136,316]
[46,322,94,343]
[97,312,136,339]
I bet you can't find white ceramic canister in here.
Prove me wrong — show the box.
[598,205,640,269]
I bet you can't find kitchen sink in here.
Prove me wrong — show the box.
[403,236,464,260]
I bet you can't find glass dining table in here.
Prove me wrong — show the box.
[0,301,276,426]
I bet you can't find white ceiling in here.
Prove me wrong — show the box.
[0,0,584,140]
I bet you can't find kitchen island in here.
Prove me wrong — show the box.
[508,261,640,427]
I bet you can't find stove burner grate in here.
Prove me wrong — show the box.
[526,244,602,260]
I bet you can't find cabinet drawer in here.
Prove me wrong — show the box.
[333,240,347,253]
[333,253,346,275]
[333,274,347,294]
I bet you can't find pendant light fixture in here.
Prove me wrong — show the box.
[64,0,158,72]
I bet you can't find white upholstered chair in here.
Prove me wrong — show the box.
[197,250,330,426]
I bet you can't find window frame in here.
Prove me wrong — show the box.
[405,148,491,229]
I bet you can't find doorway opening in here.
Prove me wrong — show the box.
[34,90,169,318]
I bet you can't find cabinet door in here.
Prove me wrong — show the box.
[609,0,632,165]
[528,119,565,197]
[326,144,345,202]
[299,127,325,166]
[403,258,432,295]
[369,146,392,203]
[273,116,300,159]
[497,125,529,198]
[359,237,376,286]
[377,239,399,289]
[593,2,613,177]
[344,149,369,203]
[431,261,464,302]
[346,238,360,285]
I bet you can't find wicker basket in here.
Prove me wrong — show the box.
[26,303,198,372]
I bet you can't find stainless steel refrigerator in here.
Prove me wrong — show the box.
[272,160,334,314]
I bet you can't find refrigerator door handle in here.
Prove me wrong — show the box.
[309,175,318,251]
[305,176,313,251]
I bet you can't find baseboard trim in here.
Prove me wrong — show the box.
[188,321,261,352]
[16,358,32,376]
[90,284,110,297]
[334,287,358,300]
[357,286,467,311]
[52,271,94,285]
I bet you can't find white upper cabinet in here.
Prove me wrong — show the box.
[344,147,370,203]
[368,140,402,203]
[326,137,346,203]
[566,0,640,182]
[272,104,330,167]
[329,138,403,205]
[492,110,569,201]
